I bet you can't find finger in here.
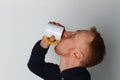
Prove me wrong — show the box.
[49,35,55,42]
[42,36,46,40]
[49,21,51,23]
[49,21,64,27]
[56,23,62,26]
[49,21,56,25]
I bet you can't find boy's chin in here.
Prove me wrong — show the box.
[54,46,61,55]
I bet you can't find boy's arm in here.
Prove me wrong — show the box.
[27,40,49,78]
[27,36,56,79]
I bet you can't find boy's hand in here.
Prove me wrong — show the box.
[40,35,55,49]
[49,21,64,27]
[40,21,64,48]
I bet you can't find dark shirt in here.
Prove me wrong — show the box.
[27,40,91,80]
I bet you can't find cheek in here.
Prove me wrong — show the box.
[55,42,70,55]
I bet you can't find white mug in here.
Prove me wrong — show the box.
[44,23,65,45]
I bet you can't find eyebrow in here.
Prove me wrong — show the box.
[76,30,89,33]
[76,30,81,32]
[76,30,81,33]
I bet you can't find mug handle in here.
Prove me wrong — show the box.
[45,36,59,45]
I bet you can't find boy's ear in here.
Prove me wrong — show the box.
[73,50,84,59]
[70,48,84,59]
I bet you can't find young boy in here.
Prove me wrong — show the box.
[28,22,106,80]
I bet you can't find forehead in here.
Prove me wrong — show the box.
[76,30,92,35]
[75,30,94,41]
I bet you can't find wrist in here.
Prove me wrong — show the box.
[40,40,49,49]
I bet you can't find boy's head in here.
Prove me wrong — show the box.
[55,27,106,67]
[81,27,106,67]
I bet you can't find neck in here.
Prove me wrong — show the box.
[59,56,80,72]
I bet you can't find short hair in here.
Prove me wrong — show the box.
[83,27,106,67]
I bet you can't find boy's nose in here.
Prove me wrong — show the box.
[63,31,75,38]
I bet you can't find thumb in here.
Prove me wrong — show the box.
[49,35,55,42]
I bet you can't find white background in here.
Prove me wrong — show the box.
[0,0,120,80]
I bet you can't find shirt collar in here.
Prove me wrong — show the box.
[60,67,87,78]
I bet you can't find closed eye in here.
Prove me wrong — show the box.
[70,34,76,38]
